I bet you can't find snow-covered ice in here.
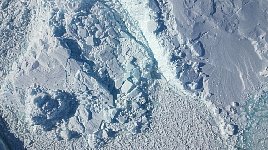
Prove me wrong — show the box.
[0,0,268,149]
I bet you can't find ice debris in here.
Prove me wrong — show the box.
[26,87,78,131]
[10,0,156,148]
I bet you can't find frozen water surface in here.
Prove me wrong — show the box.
[0,0,268,149]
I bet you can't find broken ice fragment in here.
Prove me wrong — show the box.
[132,68,141,81]
[103,108,117,123]
[225,124,239,136]
[117,115,128,124]
[101,130,109,139]
[132,102,140,110]
[121,80,133,93]
[226,105,237,114]
[126,62,135,71]
[87,134,97,149]
[231,102,239,107]
[78,27,88,38]
[192,41,205,57]
[59,128,72,140]
[189,82,199,90]
[260,66,268,77]
[107,28,118,38]
[127,87,141,98]
[147,20,158,33]
[86,36,94,46]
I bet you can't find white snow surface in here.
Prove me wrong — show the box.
[0,0,268,149]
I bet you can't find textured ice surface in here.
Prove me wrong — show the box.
[234,89,268,149]
[1,0,268,149]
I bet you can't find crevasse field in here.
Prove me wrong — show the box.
[0,0,268,149]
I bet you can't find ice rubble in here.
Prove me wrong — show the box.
[1,1,209,148]
[119,0,207,97]
[0,0,159,148]
[119,0,268,148]
[0,0,30,84]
